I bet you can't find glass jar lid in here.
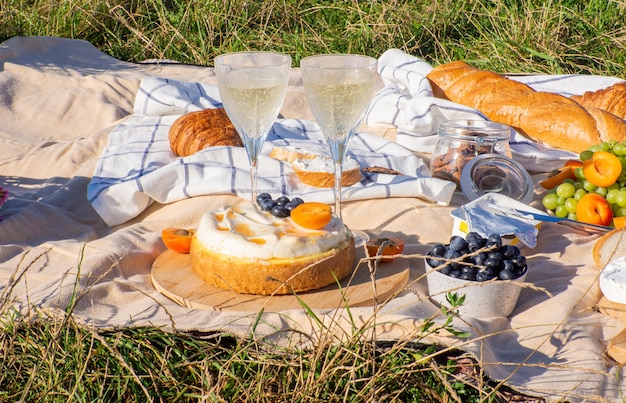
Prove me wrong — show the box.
[437,120,512,143]
[460,153,534,204]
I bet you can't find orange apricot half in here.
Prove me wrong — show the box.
[582,151,622,188]
[162,228,195,254]
[290,202,332,230]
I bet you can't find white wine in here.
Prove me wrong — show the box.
[304,77,374,141]
[219,68,288,139]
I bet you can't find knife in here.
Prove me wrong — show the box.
[485,198,612,233]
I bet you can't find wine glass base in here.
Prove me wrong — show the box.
[351,229,370,247]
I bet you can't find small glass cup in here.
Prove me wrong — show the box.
[430,120,512,188]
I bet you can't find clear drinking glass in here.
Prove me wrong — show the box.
[215,51,291,201]
[300,54,377,219]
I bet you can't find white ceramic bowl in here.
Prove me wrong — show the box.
[425,261,528,318]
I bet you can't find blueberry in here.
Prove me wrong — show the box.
[284,202,297,211]
[467,240,483,252]
[484,257,501,271]
[486,234,502,249]
[259,198,276,212]
[449,236,468,252]
[290,197,304,206]
[271,205,290,218]
[476,268,495,282]
[461,266,477,276]
[499,269,515,280]
[511,255,526,269]
[444,248,463,270]
[448,269,462,278]
[256,192,272,203]
[488,251,504,261]
[472,252,488,266]
[426,250,443,267]
[430,243,447,257]
[275,196,290,206]
[500,244,519,258]
[502,260,514,272]
[460,272,476,281]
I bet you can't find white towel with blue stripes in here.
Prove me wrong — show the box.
[366,49,624,173]
[88,75,456,226]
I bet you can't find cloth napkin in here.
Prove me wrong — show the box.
[88,76,456,226]
[367,49,626,173]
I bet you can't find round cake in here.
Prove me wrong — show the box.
[189,200,356,295]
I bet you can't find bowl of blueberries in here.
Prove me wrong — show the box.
[424,232,528,318]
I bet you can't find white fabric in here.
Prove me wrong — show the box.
[367,49,626,172]
[89,76,455,226]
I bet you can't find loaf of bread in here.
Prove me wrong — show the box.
[426,61,626,153]
[571,81,626,119]
[269,145,361,187]
[168,108,242,157]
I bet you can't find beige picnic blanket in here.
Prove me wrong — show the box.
[1,35,625,402]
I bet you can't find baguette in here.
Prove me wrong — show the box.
[571,81,626,119]
[169,108,242,157]
[427,61,626,153]
[269,145,361,188]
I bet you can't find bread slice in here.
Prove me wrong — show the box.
[593,228,626,269]
[270,145,361,188]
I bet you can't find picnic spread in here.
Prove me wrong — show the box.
[3,35,626,401]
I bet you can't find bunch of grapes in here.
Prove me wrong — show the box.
[542,141,626,221]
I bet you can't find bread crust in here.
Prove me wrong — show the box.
[169,108,243,157]
[427,62,626,153]
[189,235,356,295]
[571,82,626,119]
[270,145,361,188]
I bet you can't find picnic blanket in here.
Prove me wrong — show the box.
[1,35,625,402]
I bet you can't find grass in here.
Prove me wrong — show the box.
[1,0,625,401]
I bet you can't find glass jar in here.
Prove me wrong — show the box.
[430,120,512,188]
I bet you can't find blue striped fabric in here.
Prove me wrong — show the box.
[367,49,625,173]
[88,76,456,226]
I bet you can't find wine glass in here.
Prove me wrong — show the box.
[300,54,377,220]
[215,51,291,201]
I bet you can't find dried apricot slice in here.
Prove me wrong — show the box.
[290,202,332,230]
[366,237,405,260]
[162,228,195,254]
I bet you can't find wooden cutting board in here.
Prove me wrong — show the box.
[151,249,410,312]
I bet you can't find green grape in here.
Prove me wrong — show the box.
[582,180,597,192]
[616,190,626,207]
[574,188,588,201]
[607,188,620,204]
[615,207,626,217]
[580,150,594,161]
[554,205,569,218]
[556,182,576,199]
[556,196,566,205]
[564,197,578,213]
[595,186,608,197]
[574,167,585,180]
[573,181,583,190]
[542,193,559,210]
[567,212,577,221]
[613,143,626,156]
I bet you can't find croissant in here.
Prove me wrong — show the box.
[571,81,626,119]
[427,61,626,153]
[169,108,242,157]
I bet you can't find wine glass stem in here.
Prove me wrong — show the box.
[334,159,343,220]
[250,159,258,202]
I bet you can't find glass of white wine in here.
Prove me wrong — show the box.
[300,54,377,219]
[215,51,291,201]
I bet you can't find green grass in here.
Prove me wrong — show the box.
[1,0,625,75]
[2,0,625,400]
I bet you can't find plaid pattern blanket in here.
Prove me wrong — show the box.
[88,76,455,226]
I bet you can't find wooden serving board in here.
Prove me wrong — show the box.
[151,249,410,312]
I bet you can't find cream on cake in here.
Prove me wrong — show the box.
[190,200,355,295]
